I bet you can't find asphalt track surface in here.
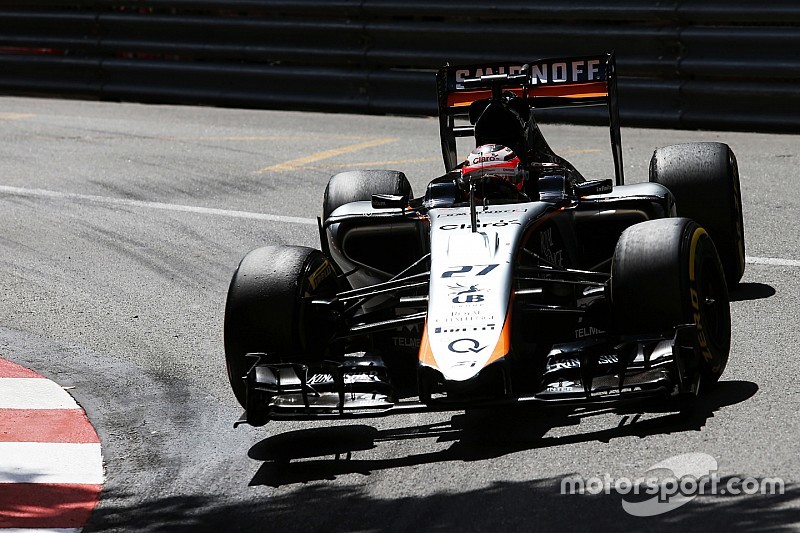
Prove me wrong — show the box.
[0,96,797,531]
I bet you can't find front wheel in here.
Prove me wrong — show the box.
[611,218,731,389]
[224,245,340,410]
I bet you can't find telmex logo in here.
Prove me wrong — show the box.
[455,59,603,89]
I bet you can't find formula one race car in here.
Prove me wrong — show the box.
[224,53,745,426]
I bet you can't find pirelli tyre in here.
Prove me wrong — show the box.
[224,245,339,413]
[649,142,745,287]
[611,218,731,389]
[323,169,413,222]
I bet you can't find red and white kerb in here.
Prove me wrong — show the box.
[0,357,103,531]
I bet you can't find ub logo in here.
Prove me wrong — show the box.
[449,283,485,304]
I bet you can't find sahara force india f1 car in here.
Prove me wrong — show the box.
[224,53,745,427]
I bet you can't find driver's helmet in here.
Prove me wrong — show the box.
[459,144,524,191]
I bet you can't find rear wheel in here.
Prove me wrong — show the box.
[612,218,731,390]
[323,170,413,222]
[649,142,745,287]
[224,245,340,413]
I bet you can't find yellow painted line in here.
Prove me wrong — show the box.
[190,135,373,141]
[35,134,375,142]
[194,136,314,141]
[0,113,33,120]
[322,157,440,169]
[256,137,397,173]
[560,149,602,154]
[318,150,599,170]
[298,150,600,171]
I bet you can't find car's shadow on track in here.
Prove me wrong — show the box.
[730,282,776,302]
[248,380,758,488]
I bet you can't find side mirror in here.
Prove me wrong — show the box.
[371,193,408,209]
[574,179,613,197]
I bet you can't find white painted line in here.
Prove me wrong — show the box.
[746,256,800,268]
[0,378,79,409]
[0,185,317,226]
[2,185,800,270]
[0,529,80,533]
[0,442,102,484]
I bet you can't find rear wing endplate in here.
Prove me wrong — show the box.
[436,53,624,186]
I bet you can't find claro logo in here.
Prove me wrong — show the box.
[440,220,521,230]
[471,155,500,164]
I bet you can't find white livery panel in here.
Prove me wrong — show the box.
[420,203,549,381]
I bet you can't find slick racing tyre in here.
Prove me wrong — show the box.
[224,245,339,409]
[611,218,731,389]
[649,142,745,287]
[323,170,413,222]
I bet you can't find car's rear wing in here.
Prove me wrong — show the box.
[436,53,624,185]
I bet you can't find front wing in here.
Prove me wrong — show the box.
[234,326,701,426]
